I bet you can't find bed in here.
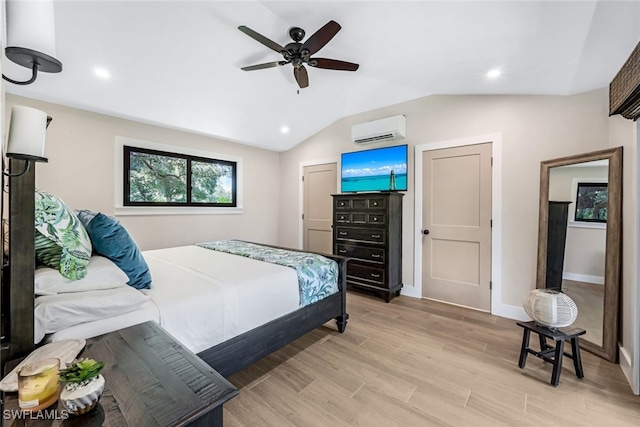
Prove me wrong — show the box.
[4,184,348,379]
[39,242,349,377]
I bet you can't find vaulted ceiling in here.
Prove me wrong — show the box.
[4,1,640,151]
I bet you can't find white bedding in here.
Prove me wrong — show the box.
[46,300,160,342]
[35,286,152,343]
[46,245,301,354]
[142,245,299,353]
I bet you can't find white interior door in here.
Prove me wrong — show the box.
[303,163,337,254]
[422,143,492,311]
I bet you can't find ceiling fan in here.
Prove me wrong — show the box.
[238,20,359,89]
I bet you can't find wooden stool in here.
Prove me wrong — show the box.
[516,321,585,387]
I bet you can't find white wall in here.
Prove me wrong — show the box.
[4,94,282,251]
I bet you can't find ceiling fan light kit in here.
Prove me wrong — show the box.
[238,20,359,89]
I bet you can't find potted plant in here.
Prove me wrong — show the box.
[58,358,105,416]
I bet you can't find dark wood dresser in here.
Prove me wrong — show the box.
[2,322,238,426]
[332,192,403,302]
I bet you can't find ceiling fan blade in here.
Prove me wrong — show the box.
[301,20,341,55]
[241,61,286,71]
[294,66,309,88]
[309,58,359,71]
[238,25,284,53]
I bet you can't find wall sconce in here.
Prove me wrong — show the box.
[3,106,51,177]
[2,0,63,86]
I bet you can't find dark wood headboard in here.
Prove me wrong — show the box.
[6,158,36,360]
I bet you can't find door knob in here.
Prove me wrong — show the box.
[423,229,430,235]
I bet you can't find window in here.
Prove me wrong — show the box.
[124,146,236,207]
[574,182,607,223]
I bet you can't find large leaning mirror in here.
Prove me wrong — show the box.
[536,147,622,363]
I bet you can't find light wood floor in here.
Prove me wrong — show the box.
[562,279,604,346]
[223,291,640,426]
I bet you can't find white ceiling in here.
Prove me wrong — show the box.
[4,1,640,151]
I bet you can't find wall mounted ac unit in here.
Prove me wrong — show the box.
[351,115,406,145]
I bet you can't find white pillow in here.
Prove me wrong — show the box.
[35,256,129,295]
[34,286,150,343]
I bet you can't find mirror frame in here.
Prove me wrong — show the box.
[536,146,622,363]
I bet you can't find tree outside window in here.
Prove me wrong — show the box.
[124,146,236,207]
[574,182,607,223]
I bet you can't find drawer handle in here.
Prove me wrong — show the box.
[371,273,380,278]
[371,234,381,238]
[339,232,348,236]
[371,254,381,258]
[372,217,378,221]
[339,249,347,253]
[372,202,378,206]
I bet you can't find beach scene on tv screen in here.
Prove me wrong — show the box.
[342,145,407,192]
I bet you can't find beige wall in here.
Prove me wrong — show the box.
[548,165,608,201]
[564,227,606,278]
[280,89,613,306]
[5,94,282,251]
[549,165,608,279]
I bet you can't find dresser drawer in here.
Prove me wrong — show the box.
[335,212,369,224]
[347,263,386,285]
[334,197,387,210]
[367,197,386,209]
[335,227,385,244]
[335,198,351,209]
[335,212,351,223]
[367,213,385,225]
[336,244,385,264]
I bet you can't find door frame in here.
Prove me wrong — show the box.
[413,133,511,318]
[298,157,340,250]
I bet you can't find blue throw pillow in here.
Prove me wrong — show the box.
[78,211,151,290]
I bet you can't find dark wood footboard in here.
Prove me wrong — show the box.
[198,254,348,378]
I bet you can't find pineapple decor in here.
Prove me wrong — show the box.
[59,359,105,416]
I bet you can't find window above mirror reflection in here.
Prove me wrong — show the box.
[548,159,608,230]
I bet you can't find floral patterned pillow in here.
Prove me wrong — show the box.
[34,191,92,280]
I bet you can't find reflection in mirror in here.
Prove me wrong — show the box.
[548,160,608,347]
[537,147,622,363]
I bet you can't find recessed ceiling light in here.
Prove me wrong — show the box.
[94,68,110,79]
[487,68,501,79]
[280,126,290,134]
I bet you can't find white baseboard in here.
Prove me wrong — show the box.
[401,287,530,321]
[563,272,604,285]
[400,285,421,299]
[619,345,639,395]
[491,303,530,321]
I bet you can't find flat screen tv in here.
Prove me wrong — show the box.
[341,144,408,192]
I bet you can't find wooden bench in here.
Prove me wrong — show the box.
[516,321,585,387]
